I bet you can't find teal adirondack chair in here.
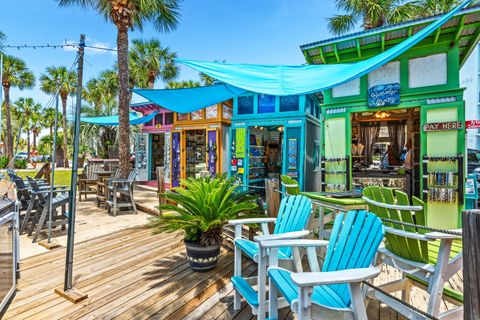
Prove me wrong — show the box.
[229,195,312,319]
[263,210,384,320]
[363,186,463,319]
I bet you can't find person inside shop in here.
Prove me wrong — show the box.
[402,139,413,169]
[351,138,364,156]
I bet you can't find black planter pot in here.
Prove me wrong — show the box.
[185,241,221,272]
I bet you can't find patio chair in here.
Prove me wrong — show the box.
[363,186,463,319]
[229,195,312,319]
[77,162,102,201]
[9,174,43,234]
[96,168,120,208]
[25,177,69,242]
[280,175,300,195]
[106,169,138,216]
[263,210,384,320]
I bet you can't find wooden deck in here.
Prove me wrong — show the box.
[1,226,416,320]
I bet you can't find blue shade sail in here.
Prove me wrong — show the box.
[76,111,159,126]
[175,0,471,96]
[133,84,249,113]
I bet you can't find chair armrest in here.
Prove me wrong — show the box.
[384,227,433,241]
[228,218,276,226]
[260,239,329,249]
[425,230,462,240]
[254,230,310,243]
[33,189,70,195]
[291,267,380,287]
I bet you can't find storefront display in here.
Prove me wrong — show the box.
[230,93,322,192]
[170,101,232,184]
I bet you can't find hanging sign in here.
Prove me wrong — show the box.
[287,138,298,170]
[367,83,400,107]
[466,120,480,129]
[423,121,463,132]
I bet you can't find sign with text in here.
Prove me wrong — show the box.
[466,120,480,129]
[423,121,463,132]
[367,83,400,107]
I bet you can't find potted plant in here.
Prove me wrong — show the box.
[147,175,258,272]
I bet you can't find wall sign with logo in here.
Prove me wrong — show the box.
[466,120,480,129]
[367,83,400,107]
[423,121,463,132]
[235,128,246,159]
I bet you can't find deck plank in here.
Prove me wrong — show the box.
[3,227,414,320]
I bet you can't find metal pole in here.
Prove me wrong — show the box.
[47,93,59,243]
[64,34,84,291]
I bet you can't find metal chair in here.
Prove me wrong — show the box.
[106,169,138,216]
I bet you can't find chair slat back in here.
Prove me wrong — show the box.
[26,176,46,203]
[322,210,384,306]
[128,168,138,181]
[272,195,312,257]
[86,163,102,180]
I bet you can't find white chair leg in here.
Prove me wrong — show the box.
[257,251,267,320]
[268,276,279,320]
[427,239,452,317]
[298,287,312,320]
[349,282,368,320]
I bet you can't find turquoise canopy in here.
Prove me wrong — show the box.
[175,0,471,96]
[133,0,471,111]
[76,111,158,126]
[133,84,249,113]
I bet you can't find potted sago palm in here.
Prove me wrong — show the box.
[147,175,258,272]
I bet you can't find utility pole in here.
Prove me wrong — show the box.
[55,34,88,303]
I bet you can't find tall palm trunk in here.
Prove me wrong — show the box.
[49,125,53,137]
[33,133,37,150]
[148,73,155,89]
[3,85,13,160]
[61,95,69,168]
[117,26,131,178]
[26,130,30,162]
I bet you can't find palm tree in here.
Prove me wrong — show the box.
[83,77,103,112]
[30,113,43,152]
[130,38,178,89]
[1,55,35,160]
[39,66,77,168]
[328,0,420,35]
[199,72,215,86]
[166,80,201,89]
[42,107,57,137]
[12,97,41,160]
[57,0,181,177]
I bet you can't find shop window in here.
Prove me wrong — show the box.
[238,96,254,114]
[206,105,218,119]
[332,78,360,98]
[279,95,299,112]
[409,53,447,88]
[165,112,173,125]
[191,109,203,120]
[145,117,154,127]
[222,103,232,119]
[306,96,317,116]
[258,94,275,113]
[154,113,163,126]
[177,113,188,121]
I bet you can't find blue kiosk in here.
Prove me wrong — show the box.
[229,93,322,192]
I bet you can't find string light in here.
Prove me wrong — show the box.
[0,43,117,52]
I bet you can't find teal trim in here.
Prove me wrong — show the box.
[148,134,153,180]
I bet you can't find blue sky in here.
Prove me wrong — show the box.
[1,0,338,111]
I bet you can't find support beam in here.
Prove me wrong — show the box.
[318,47,326,64]
[408,26,413,37]
[381,34,385,52]
[356,39,362,58]
[333,43,340,62]
[455,16,466,41]
[434,27,442,44]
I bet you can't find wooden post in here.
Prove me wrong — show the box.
[463,210,480,320]
[156,166,165,215]
[265,178,280,233]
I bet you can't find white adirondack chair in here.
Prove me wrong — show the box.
[228,195,312,319]
[262,210,384,320]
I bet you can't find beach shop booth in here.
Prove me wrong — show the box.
[229,93,322,192]
[170,101,233,187]
[300,5,480,229]
[131,102,174,186]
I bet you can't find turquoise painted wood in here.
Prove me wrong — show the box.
[231,276,260,307]
[268,210,384,309]
[234,195,312,259]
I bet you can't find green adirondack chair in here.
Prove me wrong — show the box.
[229,194,312,320]
[263,210,384,320]
[363,186,463,319]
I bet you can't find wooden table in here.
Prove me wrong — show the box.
[301,192,367,239]
[95,171,115,208]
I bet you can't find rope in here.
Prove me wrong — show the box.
[380,217,462,236]
[362,281,438,320]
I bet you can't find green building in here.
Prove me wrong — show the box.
[301,6,480,228]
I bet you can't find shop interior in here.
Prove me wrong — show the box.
[248,126,284,187]
[350,108,420,197]
[150,133,166,180]
[185,129,207,178]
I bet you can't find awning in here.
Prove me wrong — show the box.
[76,111,158,126]
[133,84,249,113]
[175,0,471,96]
